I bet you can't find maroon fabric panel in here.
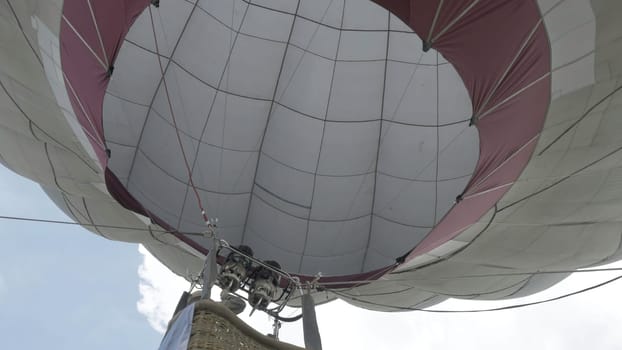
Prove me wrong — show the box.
[411,0,457,42]
[468,133,539,196]
[466,78,550,195]
[410,184,508,255]
[421,1,543,112]
[372,0,551,263]
[62,0,107,61]
[60,14,109,165]
[61,0,151,167]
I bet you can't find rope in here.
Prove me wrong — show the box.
[61,14,107,70]
[86,0,110,68]
[148,6,209,224]
[0,214,206,236]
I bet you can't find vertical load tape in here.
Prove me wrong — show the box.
[302,293,322,350]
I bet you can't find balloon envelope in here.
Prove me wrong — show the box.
[1,0,621,310]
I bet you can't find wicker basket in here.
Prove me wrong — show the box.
[187,300,305,350]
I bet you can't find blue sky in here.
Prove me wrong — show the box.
[0,164,161,349]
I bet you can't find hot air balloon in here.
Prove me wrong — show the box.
[1,0,621,347]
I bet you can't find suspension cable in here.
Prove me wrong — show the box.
[148,6,209,224]
[330,274,622,313]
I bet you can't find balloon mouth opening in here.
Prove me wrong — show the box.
[98,0,479,278]
[60,0,553,281]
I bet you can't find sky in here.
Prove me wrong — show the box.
[3,162,622,349]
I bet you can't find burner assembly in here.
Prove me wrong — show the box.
[214,244,293,317]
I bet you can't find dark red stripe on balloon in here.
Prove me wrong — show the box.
[61,0,151,166]
[374,0,551,261]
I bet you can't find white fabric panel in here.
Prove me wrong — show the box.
[252,0,298,14]
[290,18,341,59]
[224,35,287,99]
[541,0,596,98]
[542,0,594,52]
[147,0,196,57]
[194,145,258,193]
[550,21,595,69]
[253,185,311,219]
[388,31,428,64]
[153,64,217,141]
[107,43,162,105]
[303,216,371,256]
[377,121,438,181]
[32,14,102,166]
[102,94,149,147]
[337,30,387,61]
[316,121,379,176]
[262,104,324,172]
[276,47,334,118]
[202,92,271,152]
[0,129,56,187]
[369,215,430,256]
[342,0,388,31]
[509,273,571,299]
[174,7,234,87]
[240,4,295,42]
[245,196,308,254]
[435,178,466,224]
[179,189,250,238]
[254,154,316,208]
[139,111,199,182]
[309,174,375,221]
[537,0,560,14]
[384,61,437,125]
[243,228,304,273]
[427,240,468,258]
[327,61,385,121]
[551,53,596,99]
[437,123,479,180]
[107,143,136,179]
[297,0,345,28]
[124,6,157,53]
[374,173,436,227]
[128,165,186,227]
[438,63,472,124]
[197,0,247,30]
[300,253,367,276]
[362,249,394,272]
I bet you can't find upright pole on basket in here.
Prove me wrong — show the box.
[302,282,323,350]
[201,219,219,300]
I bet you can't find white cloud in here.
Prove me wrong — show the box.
[136,246,622,349]
[137,245,188,334]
